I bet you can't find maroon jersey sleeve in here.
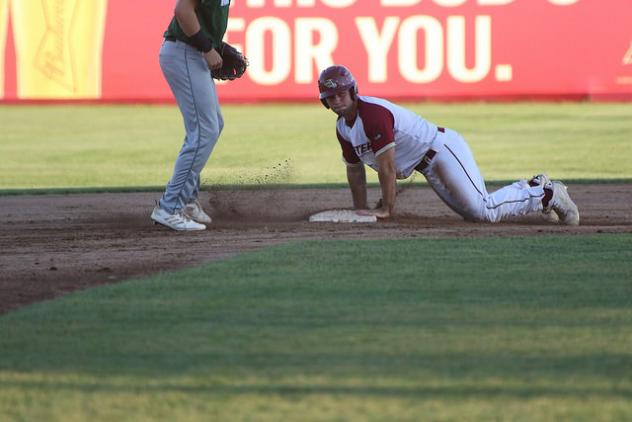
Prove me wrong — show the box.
[358,101,395,155]
[337,129,361,165]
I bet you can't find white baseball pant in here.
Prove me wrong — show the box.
[419,128,545,223]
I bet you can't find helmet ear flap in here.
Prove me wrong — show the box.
[349,85,358,101]
[321,98,330,109]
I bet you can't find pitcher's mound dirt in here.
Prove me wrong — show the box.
[1,185,630,314]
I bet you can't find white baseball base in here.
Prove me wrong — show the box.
[308,209,377,223]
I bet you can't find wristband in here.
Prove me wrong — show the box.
[189,29,213,53]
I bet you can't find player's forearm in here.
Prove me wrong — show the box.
[174,0,201,36]
[377,150,397,213]
[347,165,368,209]
[378,171,396,213]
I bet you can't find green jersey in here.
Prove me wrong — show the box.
[164,0,230,50]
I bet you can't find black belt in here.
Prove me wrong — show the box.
[414,127,444,173]
[415,149,436,173]
[164,36,177,42]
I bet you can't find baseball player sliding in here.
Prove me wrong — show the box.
[319,65,579,225]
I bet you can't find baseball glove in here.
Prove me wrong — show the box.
[211,42,248,81]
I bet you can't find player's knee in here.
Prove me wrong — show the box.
[199,126,221,146]
[198,116,222,143]
[461,205,500,223]
[218,116,225,134]
[481,207,502,223]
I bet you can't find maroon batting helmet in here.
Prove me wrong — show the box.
[318,65,358,108]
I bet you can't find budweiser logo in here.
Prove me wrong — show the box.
[35,0,76,91]
[624,41,632,65]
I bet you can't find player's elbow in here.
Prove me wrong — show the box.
[378,160,396,179]
[346,163,364,175]
[347,165,366,183]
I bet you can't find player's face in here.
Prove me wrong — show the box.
[325,90,355,117]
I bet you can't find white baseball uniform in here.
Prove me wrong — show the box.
[336,96,546,222]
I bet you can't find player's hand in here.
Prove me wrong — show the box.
[357,208,391,219]
[204,49,223,70]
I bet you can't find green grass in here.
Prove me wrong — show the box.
[1,234,631,421]
[1,102,631,189]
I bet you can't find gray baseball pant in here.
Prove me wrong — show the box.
[158,39,224,214]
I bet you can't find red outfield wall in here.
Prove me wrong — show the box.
[1,0,631,102]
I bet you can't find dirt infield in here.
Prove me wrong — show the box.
[1,184,630,314]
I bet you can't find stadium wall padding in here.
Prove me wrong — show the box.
[1,0,631,102]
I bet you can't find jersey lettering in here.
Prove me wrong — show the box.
[354,143,372,156]
[337,128,361,164]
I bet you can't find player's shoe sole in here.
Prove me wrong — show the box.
[529,174,560,223]
[545,181,580,226]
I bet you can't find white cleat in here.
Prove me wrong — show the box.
[545,181,580,226]
[151,206,206,231]
[183,199,212,224]
[529,174,560,224]
[542,208,560,224]
[529,173,551,187]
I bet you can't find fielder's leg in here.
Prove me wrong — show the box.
[184,109,224,203]
[158,40,222,214]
